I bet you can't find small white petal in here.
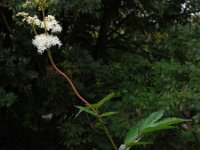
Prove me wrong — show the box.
[40,15,62,33]
[16,12,29,17]
[32,34,62,54]
[51,24,62,33]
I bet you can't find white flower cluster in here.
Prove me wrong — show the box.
[22,0,53,9]
[27,15,41,26]
[17,12,63,54]
[32,34,62,54]
[17,12,41,26]
[40,15,62,33]
[16,12,29,17]
[17,13,62,33]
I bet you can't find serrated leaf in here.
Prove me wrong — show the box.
[124,111,189,146]
[91,93,115,109]
[141,125,175,134]
[124,123,140,144]
[140,118,189,134]
[152,117,190,127]
[126,141,152,147]
[124,111,164,144]
[74,106,97,119]
[99,112,118,118]
[140,111,164,130]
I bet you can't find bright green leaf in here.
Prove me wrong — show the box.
[99,112,118,118]
[91,93,115,109]
[126,141,152,147]
[139,111,164,130]
[152,117,190,127]
[124,111,164,144]
[141,125,175,134]
[124,123,140,145]
[124,111,189,146]
[74,105,97,119]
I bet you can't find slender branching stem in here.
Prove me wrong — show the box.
[98,117,118,150]
[31,24,37,35]
[47,49,98,113]
[0,9,12,33]
[41,8,48,35]
[47,49,118,150]
[39,6,118,150]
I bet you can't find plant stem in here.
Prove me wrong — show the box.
[0,9,11,33]
[98,117,118,150]
[31,24,37,35]
[41,8,48,35]
[47,49,97,113]
[41,7,118,150]
[41,6,96,112]
[47,49,118,150]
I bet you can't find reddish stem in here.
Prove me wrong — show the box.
[47,49,97,114]
[47,50,118,150]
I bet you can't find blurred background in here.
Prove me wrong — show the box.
[0,0,200,149]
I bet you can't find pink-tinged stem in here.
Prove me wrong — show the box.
[47,49,118,150]
[47,49,98,114]
[42,8,117,150]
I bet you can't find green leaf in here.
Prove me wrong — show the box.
[95,121,104,127]
[119,144,129,150]
[74,105,97,119]
[91,93,115,109]
[141,126,175,134]
[126,141,152,147]
[99,112,118,118]
[124,111,189,146]
[140,118,189,134]
[124,123,140,144]
[139,111,164,130]
[124,111,164,144]
[152,117,190,127]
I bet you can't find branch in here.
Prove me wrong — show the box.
[0,9,12,33]
[47,49,97,114]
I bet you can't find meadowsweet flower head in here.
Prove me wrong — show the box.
[22,0,32,8]
[16,12,29,17]
[17,6,63,55]
[17,12,41,26]
[23,0,54,9]
[40,15,62,33]
[26,15,41,26]
[32,34,62,54]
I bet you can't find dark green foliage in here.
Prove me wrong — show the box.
[0,88,16,107]
[0,0,200,149]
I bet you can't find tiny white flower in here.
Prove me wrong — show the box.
[47,15,55,20]
[42,113,53,120]
[17,12,41,26]
[51,24,62,33]
[17,12,62,33]
[27,15,41,26]
[34,16,41,26]
[32,34,62,54]
[16,12,29,17]
[40,15,62,33]
[22,1,32,8]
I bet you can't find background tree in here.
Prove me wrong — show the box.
[0,0,200,149]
